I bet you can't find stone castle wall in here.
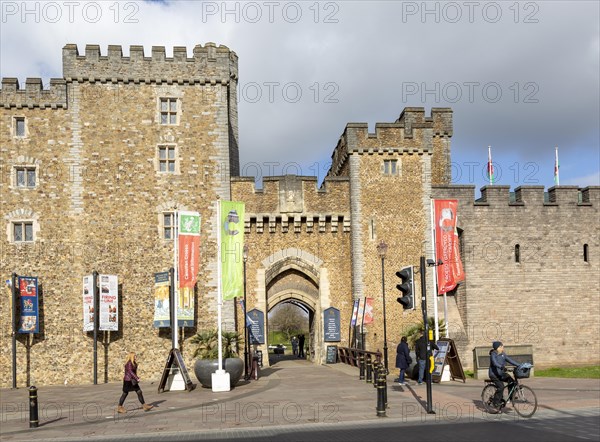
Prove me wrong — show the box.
[1,43,597,387]
[432,184,600,369]
[0,44,238,387]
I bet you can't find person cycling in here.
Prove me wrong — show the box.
[489,341,520,408]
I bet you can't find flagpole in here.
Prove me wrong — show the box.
[488,146,493,186]
[430,199,440,342]
[555,146,560,186]
[174,210,179,349]
[213,199,230,392]
[217,200,223,370]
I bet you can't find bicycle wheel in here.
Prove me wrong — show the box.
[482,384,501,414]
[511,385,538,418]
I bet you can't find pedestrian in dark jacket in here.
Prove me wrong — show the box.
[395,336,412,385]
[298,334,306,358]
[117,352,154,414]
[489,341,520,407]
[415,333,439,384]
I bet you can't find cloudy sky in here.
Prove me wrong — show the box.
[2,1,598,193]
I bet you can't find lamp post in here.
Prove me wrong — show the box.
[242,244,250,381]
[376,240,389,372]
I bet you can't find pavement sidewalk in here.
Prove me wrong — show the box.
[1,357,599,441]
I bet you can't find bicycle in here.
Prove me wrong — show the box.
[481,362,538,418]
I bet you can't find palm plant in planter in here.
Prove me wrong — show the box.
[191,329,244,388]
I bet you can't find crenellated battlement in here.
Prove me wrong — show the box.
[0,77,67,109]
[231,175,350,232]
[432,185,600,207]
[397,107,453,137]
[328,107,453,177]
[62,43,238,84]
[244,212,351,234]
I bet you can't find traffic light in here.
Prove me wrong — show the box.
[396,266,414,310]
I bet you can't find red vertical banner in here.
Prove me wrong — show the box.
[177,211,200,327]
[178,211,201,289]
[178,235,201,289]
[434,200,465,294]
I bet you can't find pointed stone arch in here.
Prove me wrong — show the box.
[254,248,331,365]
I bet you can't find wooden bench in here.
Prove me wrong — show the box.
[473,345,534,379]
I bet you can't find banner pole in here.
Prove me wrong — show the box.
[11,272,18,389]
[174,211,179,349]
[217,200,224,371]
[93,270,99,385]
[169,267,175,349]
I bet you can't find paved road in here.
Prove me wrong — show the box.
[1,357,599,441]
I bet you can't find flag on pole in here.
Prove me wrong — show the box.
[357,297,366,327]
[350,299,360,327]
[220,201,245,301]
[363,298,374,325]
[433,199,465,294]
[486,146,495,185]
[554,146,560,185]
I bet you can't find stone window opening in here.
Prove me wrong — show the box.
[158,145,177,173]
[515,244,520,263]
[159,97,179,125]
[162,212,176,240]
[12,221,34,242]
[14,166,37,188]
[583,244,589,263]
[383,159,398,175]
[14,116,26,137]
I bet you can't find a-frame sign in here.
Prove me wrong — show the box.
[432,338,466,383]
[158,348,196,393]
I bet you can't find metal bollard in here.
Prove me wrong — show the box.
[383,366,388,409]
[376,361,386,417]
[359,354,365,380]
[366,356,373,383]
[29,386,39,428]
[373,360,378,389]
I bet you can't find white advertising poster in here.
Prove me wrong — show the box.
[83,275,94,332]
[99,274,118,331]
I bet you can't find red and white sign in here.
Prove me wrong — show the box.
[433,199,465,294]
[363,298,374,325]
[178,211,201,289]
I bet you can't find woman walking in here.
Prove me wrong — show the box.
[117,352,154,413]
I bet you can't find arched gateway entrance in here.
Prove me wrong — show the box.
[255,248,332,366]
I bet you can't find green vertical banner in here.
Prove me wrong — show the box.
[221,201,245,300]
